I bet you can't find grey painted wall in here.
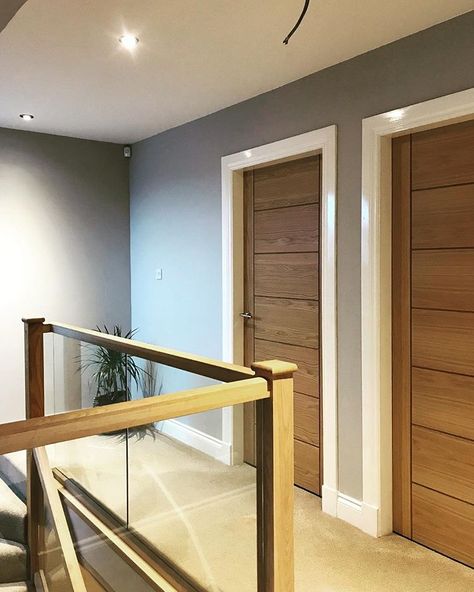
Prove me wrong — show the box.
[0,127,130,423]
[130,12,474,499]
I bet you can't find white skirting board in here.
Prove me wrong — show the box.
[158,419,233,466]
[322,485,380,536]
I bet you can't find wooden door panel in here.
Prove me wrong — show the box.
[412,120,474,190]
[244,155,321,493]
[294,440,320,494]
[254,252,318,300]
[412,309,474,376]
[253,156,319,210]
[254,204,319,253]
[254,339,319,398]
[394,122,474,563]
[412,425,474,505]
[294,393,319,446]
[255,297,318,349]
[412,484,474,568]
[412,184,474,249]
[412,249,474,311]
[392,134,412,537]
[412,368,474,441]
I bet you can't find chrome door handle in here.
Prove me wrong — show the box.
[240,312,253,319]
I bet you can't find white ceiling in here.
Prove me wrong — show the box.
[0,0,472,144]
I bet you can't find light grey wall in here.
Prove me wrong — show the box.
[0,127,130,423]
[130,12,474,499]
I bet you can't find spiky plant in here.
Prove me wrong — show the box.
[80,325,158,439]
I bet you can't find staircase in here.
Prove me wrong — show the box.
[0,468,30,591]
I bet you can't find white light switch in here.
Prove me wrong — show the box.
[155,268,163,280]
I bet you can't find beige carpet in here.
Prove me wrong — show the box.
[49,434,474,592]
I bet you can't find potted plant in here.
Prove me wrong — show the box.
[80,325,159,439]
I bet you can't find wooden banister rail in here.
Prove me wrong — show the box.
[0,377,269,456]
[19,318,295,591]
[49,321,254,383]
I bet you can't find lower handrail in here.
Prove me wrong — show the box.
[0,377,269,456]
[33,447,87,592]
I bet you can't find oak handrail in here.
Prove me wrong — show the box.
[0,377,269,456]
[20,318,295,591]
[48,321,254,383]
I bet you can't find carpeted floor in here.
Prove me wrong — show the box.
[47,434,474,592]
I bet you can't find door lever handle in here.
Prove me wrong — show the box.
[240,312,253,319]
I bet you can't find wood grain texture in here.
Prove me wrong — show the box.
[294,440,320,494]
[412,249,474,311]
[0,378,269,456]
[255,363,295,592]
[52,323,254,384]
[412,425,474,504]
[255,252,318,300]
[412,184,474,249]
[412,119,474,190]
[253,155,319,211]
[255,297,318,349]
[412,367,474,441]
[254,339,319,398]
[254,204,319,254]
[23,318,47,576]
[412,484,474,568]
[391,134,412,537]
[294,392,319,446]
[412,309,474,376]
[243,170,256,465]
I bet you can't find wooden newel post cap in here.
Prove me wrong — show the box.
[251,359,298,380]
[22,317,46,324]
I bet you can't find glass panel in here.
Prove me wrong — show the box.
[128,403,257,592]
[41,503,74,592]
[64,496,157,592]
[45,332,128,521]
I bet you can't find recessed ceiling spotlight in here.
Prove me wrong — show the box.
[119,34,139,50]
[19,113,34,121]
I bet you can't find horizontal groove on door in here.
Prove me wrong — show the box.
[412,367,474,440]
[255,297,318,349]
[412,425,474,505]
[294,439,320,494]
[254,204,319,254]
[412,249,474,312]
[412,483,474,568]
[412,184,474,249]
[254,339,319,398]
[412,308,474,376]
[253,155,320,211]
[254,252,318,300]
[294,393,319,446]
[412,120,474,190]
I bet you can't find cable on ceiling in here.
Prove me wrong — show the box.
[283,0,311,45]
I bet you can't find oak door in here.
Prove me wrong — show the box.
[392,120,474,567]
[243,155,321,495]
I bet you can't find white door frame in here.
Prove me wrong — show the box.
[221,126,338,513]
[361,88,474,537]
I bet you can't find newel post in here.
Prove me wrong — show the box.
[22,317,47,576]
[252,360,297,592]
